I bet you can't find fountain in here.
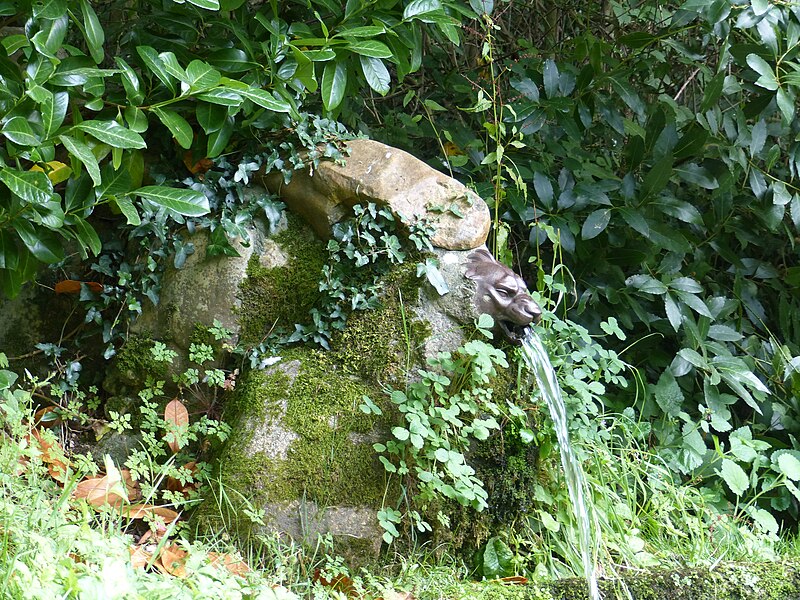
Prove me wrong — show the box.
[520,328,601,600]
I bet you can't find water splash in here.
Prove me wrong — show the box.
[520,328,600,600]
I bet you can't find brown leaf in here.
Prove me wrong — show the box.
[122,504,180,524]
[73,475,126,507]
[164,398,189,454]
[313,568,355,594]
[498,576,528,585]
[166,461,198,494]
[160,544,188,578]
[34,407,60,428]
[54,280,103,294]
[129,545,153,569]
[208,552,250,577]
[30,429,70,482]
[382,592,416,600]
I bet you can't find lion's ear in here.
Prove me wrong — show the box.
[465,248,496,279]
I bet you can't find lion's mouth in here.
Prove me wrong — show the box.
[498,319,532,345]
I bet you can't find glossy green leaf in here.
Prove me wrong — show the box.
[708,324,743,342]
[336,25,385,38]
[360,56,390,95]
[196,88,243,106]
[32,0,66,18]
[112,195,141,226]
[13,219,64,263]
[31,15,68,59]
[80,0,105,63]
[124,107,149,133]
[322,60,347,111]
[135,186,210,216]
[207,116,234,157]
[346,40,393,58]
[186,0,220,9]
[543,59,559,99]
[746,54,778,90]
[185,60,221,91]
[2,116,41,146]
[115,57,143,104]
[0,168,52,204]
[136,46,176,93]
[59,135,102,186]
[97,163,132,198]
[581,208,611,240]
[157,52,187,82]
[197,102,227,134]
[0,230,18,270]
[71,120,146,149]
[234,86,292,112]
[73,216,101,256]
[207,48,255,73]
[153,107,193,149]
[404,0,442,19]
[41,90,68,138]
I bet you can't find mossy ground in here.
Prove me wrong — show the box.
[406,560,800,599]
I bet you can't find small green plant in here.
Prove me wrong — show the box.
[363,328,517,543]
[287,202,437,350]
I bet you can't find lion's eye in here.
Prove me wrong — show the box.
[496,288,511,297]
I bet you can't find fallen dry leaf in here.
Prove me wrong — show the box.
[122,504,180,524]
[166,461,198,494]
[73,475,126,507]
[54,280,103,295]
[129,545,153,569]
[30,429,70,482]
[164,398,189,454]
[208,552,251,577]
[160,544,188,578]
[382,591,416,600]
[498,575,528,585]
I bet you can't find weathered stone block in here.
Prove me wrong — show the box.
[260,139,491,251]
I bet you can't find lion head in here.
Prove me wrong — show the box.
[465,248,541,344]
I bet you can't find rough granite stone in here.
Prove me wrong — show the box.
[260,139,490,251]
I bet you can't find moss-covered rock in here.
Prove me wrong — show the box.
[236,214,326,346]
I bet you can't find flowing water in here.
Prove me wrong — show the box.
[520,329,600,600]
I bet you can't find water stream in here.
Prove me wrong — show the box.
[520,329,600,600]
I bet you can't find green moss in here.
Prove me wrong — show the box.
[328,261,422,383]
[105,335,167,394]
[236,214,327,346]
[219,348,389,511]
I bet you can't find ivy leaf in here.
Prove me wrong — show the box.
[134,186,210,216]
[718,458,749,496]
[360,56,390,95]
[71,121,146,149]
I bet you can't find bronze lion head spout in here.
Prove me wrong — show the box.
[465,248,542,345]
